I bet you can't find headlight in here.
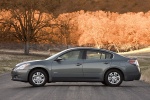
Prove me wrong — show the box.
[15,63,30,70]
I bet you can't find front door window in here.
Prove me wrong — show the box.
[59,50,81,61]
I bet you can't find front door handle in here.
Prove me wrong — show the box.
[76,63,82,66]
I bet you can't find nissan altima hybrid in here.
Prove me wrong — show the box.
[11,47,141,87]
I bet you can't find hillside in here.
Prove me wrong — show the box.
[119,47,150,55]
[53,0,150,15]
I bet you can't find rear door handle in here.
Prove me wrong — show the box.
[76,63,82,66]
[104,62,109,64]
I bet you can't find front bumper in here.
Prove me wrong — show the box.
[11,68,30,82]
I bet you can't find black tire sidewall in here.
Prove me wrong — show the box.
[101,81,107,86]
[29,69,47,87]
[105,69,123,87]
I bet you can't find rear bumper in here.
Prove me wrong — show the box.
[124,72,141,81]
[11,69,29,82]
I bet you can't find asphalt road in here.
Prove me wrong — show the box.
[0,73,150,100]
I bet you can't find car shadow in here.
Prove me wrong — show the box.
[11,83,150,89]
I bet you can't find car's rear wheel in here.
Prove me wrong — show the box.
[104,69,123,87]
[29,69,47,87]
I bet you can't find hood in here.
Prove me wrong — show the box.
[16,60,43,67]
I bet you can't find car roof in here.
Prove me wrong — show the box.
[67,47,115,54]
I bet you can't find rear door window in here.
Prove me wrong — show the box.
[86,50,113,60]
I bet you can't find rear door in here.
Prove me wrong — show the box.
[83,50,112,80]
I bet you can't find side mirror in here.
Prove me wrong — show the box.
[54,57,63,61]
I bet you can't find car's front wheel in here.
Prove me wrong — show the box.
[101,81,107,86]
[104,69,123,87]
[29,69,47,87]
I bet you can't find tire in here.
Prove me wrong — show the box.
[101,81,107,86]
[104,69,123,87]
[29,69,47,87]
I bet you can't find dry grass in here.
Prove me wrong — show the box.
[141,68,150,83]
[0,50,48,74]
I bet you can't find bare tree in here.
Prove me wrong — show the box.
[56,13,77,48]
[0,0,59,54]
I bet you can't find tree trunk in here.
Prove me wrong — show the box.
[64,37,68,49]
[114,45,120,53]
[24,41,30,55]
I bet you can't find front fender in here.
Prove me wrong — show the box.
[28,64,52,82]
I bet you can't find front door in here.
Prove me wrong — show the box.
[51,50,84,81]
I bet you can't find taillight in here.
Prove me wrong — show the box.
[128,59,139,66]
[128,59,140,72]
